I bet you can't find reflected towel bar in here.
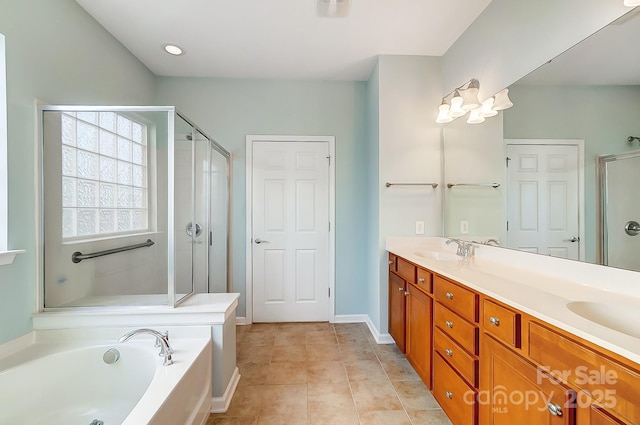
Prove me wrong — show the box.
[385,182,438,188]
[72,239,155,263]
[447,183,500,189]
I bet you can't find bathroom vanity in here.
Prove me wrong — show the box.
[387,237,640,425]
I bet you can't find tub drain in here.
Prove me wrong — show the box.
[90,420,104,425]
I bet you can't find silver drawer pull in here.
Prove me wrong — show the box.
[445,321,454,329]
[489,316,500,326]
[445,391,453,399]
[418,277,425,283]
[398,287,404,291]
[445,292,454,300]
[547,403,563,417]
[445,348,453,357]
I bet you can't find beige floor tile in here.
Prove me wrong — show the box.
[257,413,307,425]
[338,340,372,352]
[208,417,259,425]
[336,332,369,344]
[237,345,273,364]
[261,384,308,416]
[243,332,276,346]
[380,357,421,381]
[237,361,269,386]
[358,410,412,425]
[307,382,356,413]
[306,361,348,384]
[274,332,307,346]
[349,380,403,413]
[338,345,378,362]
[406,409,453,424]
[265,362,308,385]
[305,330,337,345]
[225,385,265,417]
[393,380,440,410]
[343,360,388,382]
[306,343,341,362]
[307,407,360,425]
[271,345,308,363]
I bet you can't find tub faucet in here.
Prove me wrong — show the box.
[118,328,174,366]
[446,238,474,257]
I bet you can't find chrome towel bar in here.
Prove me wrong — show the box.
[71,239,155,263]
[447,183,500,189]
[385,182,438,188]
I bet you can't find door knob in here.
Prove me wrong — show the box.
[625,221,640,236]
[565,236,580,243]
[255,238,269,244]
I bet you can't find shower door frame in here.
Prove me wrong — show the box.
[597,149,640,267]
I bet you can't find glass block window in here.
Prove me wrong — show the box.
[61,112,148,239]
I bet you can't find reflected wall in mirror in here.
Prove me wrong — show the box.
[443,8,640,272]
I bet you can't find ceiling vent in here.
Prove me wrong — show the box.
[317,0,351,18]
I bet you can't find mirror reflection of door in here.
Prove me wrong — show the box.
[506,142,582,260]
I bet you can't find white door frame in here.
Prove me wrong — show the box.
[245,135,336,324]
[505,139,585,261]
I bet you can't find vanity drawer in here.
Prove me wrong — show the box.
[434,327,478,387]
[434,275,478,323]
[434,303,479,355]
[482,299,521,349]
[388,253,397,271]
[416,267,433,294]
[529,321,640,423]
[396,257,416,285]
[434,352,477,425]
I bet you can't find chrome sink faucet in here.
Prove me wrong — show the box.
[118,328,174,366]
[446,238,474,257]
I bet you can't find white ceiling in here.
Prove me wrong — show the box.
[74,0,492,81]
[516,8,640,86]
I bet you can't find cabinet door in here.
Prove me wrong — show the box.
[406,283,432,387]
[577,391,632,425]
[481,335,575,425]
[389,271,406,353]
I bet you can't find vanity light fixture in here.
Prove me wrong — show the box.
[624,0,640,7]
[163,44,184,56]
[435,79,513,124]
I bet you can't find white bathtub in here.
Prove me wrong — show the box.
[0,327,212,425]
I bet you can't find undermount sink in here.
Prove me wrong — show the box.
[566,302,640,339]
[413,251,462,262]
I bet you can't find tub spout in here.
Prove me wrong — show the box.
[118,328,174,366]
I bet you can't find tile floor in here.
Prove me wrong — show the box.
[207,322,452,425]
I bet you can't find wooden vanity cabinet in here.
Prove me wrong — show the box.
[577,393,633,425]
[388,271,407,353]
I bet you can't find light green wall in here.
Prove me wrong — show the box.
[504,84,640,263]
[0,0,155,344]
[154,77,369,317]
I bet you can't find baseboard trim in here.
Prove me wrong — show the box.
[210,367,241,413]
[334,314,394,345]
[235,316,250,325]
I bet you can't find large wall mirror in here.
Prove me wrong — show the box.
[443,8,640,272]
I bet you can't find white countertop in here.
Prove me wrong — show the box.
[386,237,640,365]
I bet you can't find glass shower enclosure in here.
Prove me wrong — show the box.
[40,106,230,309]
[599,150,640,272]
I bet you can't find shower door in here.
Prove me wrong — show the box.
[600,151,640,271]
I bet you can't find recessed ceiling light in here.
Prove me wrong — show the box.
[163,44,184,56]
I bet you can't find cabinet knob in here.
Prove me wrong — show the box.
[445,348,453,357]
[445,391,453,399]
[405,291,409,297]
[445,321,454,329]
[489,316,500,326]
[445,292,454,300]
[388,260,394,265]
[398,287,404,291]
[418,277,425,283]
[547,403,563,417]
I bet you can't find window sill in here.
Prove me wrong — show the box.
[0,249,26,266]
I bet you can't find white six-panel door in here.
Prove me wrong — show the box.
[506,143,581,260]
[251,140,331,322]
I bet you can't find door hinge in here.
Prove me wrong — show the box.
[329,221,331,232]
[326,155,331,166]
[506,157,511,168]
[328,287,331,297]
[506,221,509,231]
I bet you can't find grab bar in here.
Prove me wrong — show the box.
[447,183,500,189]
[385,182,439,188]
[72,239,154,263]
